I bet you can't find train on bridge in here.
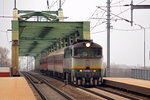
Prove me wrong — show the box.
[40,40,103,85]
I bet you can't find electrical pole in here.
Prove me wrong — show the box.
[144,28,146,69]
[149,51,150,61]
[129,0,150,69]
[47,0,49,10]
[107,0,111,77]
[58,0,64,21]
[131,0,133,26]
[14,0,17,10]
[59,0,62,10]
[130,0,150,26]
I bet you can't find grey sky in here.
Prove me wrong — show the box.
[0,0,150,67]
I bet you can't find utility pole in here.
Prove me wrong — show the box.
[47,0,49,10]
[107,0,111,77]
[149,51,150,61]
[58,0,64,21]
[130,0,150,26]
[129,0,150,69]
[144,28,146,69]
[14,0,17,9]
[59,0,62,10]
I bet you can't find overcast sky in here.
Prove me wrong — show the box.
[0,0,150,67]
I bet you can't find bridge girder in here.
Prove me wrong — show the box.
[12,9,90,76]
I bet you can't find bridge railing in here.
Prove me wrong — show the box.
[131,69,150,80]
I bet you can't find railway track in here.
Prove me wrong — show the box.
[43,73,141,100]
[24,72,147,100]
[96,86,140,100]
[22,72,74,100]
[78,86,141,100]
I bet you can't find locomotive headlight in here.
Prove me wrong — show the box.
[79,70,83,72]
[93,70,96,72]
[85,42,91,48]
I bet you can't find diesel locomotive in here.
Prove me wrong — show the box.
[40,40,103,85]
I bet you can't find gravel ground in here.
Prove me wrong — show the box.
[32,72,102,100]
[99,86,150,100]
[27,72,150,100]
[36,84,67,100]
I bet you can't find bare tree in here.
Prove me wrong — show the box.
[0,47,10,67]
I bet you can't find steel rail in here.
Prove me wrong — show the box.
[22,72,48,100]
[78,86,114,100]
[96,86,140,100]
[28,72,75,100]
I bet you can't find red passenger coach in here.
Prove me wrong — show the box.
[40,48,64,77]
[40,57,48,72]
[53,54,64,76]
[47,49,64,77]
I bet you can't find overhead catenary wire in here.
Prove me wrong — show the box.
[90,17,150,32]
[0,30,6,32]
[49,0,59,10]
[112,26,150,31]
[0,30,11,49]
[90,21,107,32]
[97,5,128,8]
[5,31,10,49]
[90,0,149,35]
[86,0,148,33]
[91,17,124,21]
[91,30,107,34]
[88,8,98,20]
[118,0,123,13]
[113,0,147,18]
[49,0,66,10]
[62,0,66,6]
[90,11,106,31]
[111,0,125,5]
[0,16,17,19]
[137,0,147,5]
[97,6,147,29]
[95,0,147,23]
[91,26,150,34]
[91,25,150,36]
[97,6,131,23]
[0,1,11,50]
[89,0,114,31]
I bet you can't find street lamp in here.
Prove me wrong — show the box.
[144,28,146,69]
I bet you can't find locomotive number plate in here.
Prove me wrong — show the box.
[84,70,91,72]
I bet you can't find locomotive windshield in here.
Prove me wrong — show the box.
[74,48,102,57]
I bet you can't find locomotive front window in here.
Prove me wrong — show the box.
[74,48,102,57]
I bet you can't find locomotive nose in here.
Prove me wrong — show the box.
[86,67,90,69]
[85,59,90,67]
[85,74,90,85]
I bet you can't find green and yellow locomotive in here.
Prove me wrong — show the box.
[40,40,103,85]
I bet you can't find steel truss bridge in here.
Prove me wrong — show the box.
[12,8,90,76]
